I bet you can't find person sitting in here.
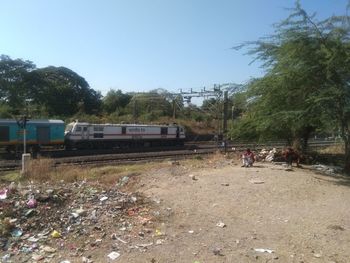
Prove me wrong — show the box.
[283,147,300,167]
[242,148,255,167]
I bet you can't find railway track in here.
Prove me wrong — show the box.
[0,147,216,172]
[0,140,344,172]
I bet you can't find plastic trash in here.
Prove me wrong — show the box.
[118,176,129,186]
[155,229,163,236]
[0,189,8,199]
[107,251,121,260]
[42,246,56,253]
[249,179,265,184]
[27,198,37,208]
[2,254,11,262]
[254,248,274,253]
[11,228,23,237]
[216,222,226,228]
[51,230,61,238]
[100,196,108,202]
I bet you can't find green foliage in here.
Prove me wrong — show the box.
[0,103,12,118]
[30,66,102,116]
[0,56,102,117]
[102,89,131,114]
[125,92,173,119]
[232,1,350,171]
[0,55,36,114]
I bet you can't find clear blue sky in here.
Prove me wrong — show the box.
[0,0,347,96]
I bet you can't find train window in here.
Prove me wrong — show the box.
[94,126,104,132]
[65,124,74,132]
[161,127,168,135]
[75,126,82,132]
[0,126,9,142]
[122,127,126,134]
[83,127,87,132]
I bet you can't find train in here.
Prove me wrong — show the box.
[0,119,186,154]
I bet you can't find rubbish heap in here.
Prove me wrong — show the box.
[258,148,277,162]
[0,179,158,262]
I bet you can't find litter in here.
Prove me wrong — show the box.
[216,222,226,228]
[11,228,23,237]
[51,230,61,238]
[249,179,265,184]
[27,198,37,208]
[116,237,128,244]
[118,176,129,186]
[107,251,121,260]
[100,196,108,201]
[156,239,164,245]
[254,248,274,253]
[155,229,163,236]
[189,174,197,180]
[42,246,56,253]
[0,189,8,199]
[135,242,153,248]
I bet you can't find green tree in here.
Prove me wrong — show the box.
[234,1,350,171]
[30,66,102,116]
[0,55,36,114]
[102,89,132,114]
[126,91,172,120]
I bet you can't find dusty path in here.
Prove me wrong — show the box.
[122,159,350,263]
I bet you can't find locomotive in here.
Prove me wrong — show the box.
[64,121,186,149]
[0,119,186,153]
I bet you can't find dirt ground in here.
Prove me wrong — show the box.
[120,156,350,263]
[1,154,350,263]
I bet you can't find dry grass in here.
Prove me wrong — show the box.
[20,158,160,186]
[318,144,345,154]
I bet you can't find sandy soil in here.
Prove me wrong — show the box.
[120,157,350,263]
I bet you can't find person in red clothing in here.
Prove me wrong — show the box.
[283,147,300,167]
[242,148,255,167]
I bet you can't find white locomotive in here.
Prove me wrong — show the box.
[64,121,186,149]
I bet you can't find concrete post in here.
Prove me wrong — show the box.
[21,153,31,174]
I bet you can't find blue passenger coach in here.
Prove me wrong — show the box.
[0,119,65,152]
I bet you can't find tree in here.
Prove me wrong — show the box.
[234,1,350,171]
[126,91,173,120]
[29,66,102,116]
[102,89,132,115]
[0,55,36,114]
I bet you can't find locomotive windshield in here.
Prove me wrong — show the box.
[65,124,74,133]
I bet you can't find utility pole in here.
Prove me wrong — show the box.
[16,115,30,174]
[223,91,228,153]
[133,99,137,123]
[174,83,244,150]
[172,100,176,119]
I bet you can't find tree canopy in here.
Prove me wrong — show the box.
[231,1,350,171]
[0,56,101,117]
